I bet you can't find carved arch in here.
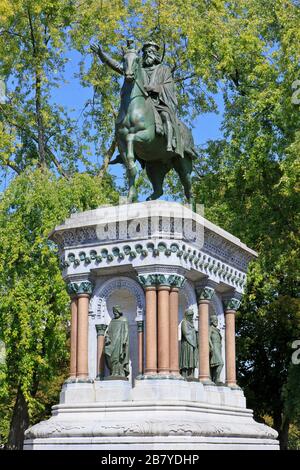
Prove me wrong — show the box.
[90,276,145,324]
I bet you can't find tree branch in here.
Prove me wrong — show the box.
[0,29,25,40]
[27,7,37,55]
[98,137,116,179]
[0,157,21,175]
[175,73,196,83]
[0,107,69,179]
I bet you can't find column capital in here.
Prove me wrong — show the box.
[223,295,241,311]
[137,273,185,288]
[137,320,144,333]
[196,286,215,302]
[137,274,157,287]
[96,324,107,336]
[67,280,94,296]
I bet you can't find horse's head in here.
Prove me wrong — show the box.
[122,47,140,82]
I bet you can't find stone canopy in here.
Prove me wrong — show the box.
[49,200,257,295]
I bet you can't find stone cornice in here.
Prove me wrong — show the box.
[59,241,247,292]
[50,201,257,273]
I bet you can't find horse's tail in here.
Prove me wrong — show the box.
[179,121,198,160]
[189,146,198,159]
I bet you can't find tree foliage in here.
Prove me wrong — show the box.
[0,169,118,447]
[0,0,299,449]
[191,0,300,449]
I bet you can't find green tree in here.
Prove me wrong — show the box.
[0,169,118,449]
[1,0,299,450]
[191,0,300,449]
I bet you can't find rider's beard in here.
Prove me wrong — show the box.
[143,52,156,67]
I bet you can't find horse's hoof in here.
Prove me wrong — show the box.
[146,193,162,201]
[128,188,137,203]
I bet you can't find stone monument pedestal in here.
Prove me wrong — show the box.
[24,201,279,450]
[24,379,278,450]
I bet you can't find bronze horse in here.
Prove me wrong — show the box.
[93,45,197,202]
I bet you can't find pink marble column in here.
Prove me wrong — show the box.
[169,287,180,376]
[225,309,236,387]
[157,285,170,375]
[223,296,240,388]
[76,294,90,380]
[69,296,78,379]
[96,324,107,379]
[197,286,215,384]
[144,286,157,375]
[198,299,211,383]
[223,298,240,389]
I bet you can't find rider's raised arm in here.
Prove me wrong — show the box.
[91,43,123,75]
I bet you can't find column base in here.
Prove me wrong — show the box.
[64,377,93,384]
[104,375,129,381]
[226,382,241,390]
[144,370,158,376]
[199,378,215,385]
[136,373,185,381]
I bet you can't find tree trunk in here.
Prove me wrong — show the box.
[27,6,46,167]
[98,137,116,179]
[273,410,290,450]
[279,416,290,450]
[6,385,30,450]
[35,71,46,167]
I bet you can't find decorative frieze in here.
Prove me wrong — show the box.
[138,273,186,288]
[59,241,248,297]
[52,202,256,275]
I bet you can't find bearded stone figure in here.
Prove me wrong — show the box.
[104,305,130,378]
[179,308,198,378]
[209,314,224,385]
[90,39,197,203]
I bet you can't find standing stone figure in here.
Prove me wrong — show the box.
[104,305,130,378]
[209,314,224,384]
[179,308,198,378]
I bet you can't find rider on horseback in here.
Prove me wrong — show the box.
[91,40,183,158]
[141,41,183,157]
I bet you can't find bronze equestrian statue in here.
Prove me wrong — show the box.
[91,39,197,203]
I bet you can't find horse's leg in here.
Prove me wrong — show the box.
[145,161,169,200]
[125,134,138,202]
[161,111,173,152]
[173,155,193,203]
